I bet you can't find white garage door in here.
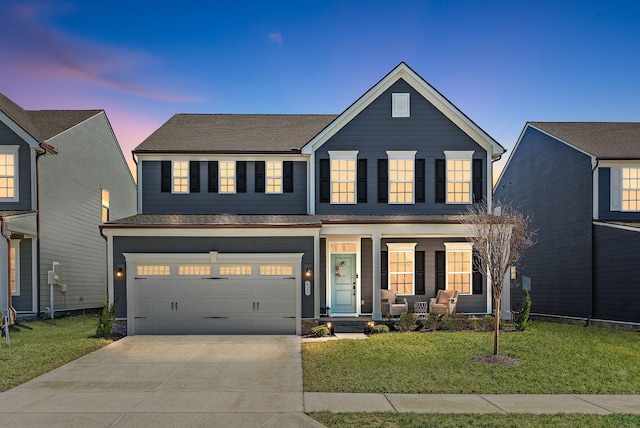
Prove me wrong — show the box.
[132,261,297,335]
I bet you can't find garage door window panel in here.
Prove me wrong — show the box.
[137,265,170,276]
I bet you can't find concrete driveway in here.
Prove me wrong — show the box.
[0,335,324,427]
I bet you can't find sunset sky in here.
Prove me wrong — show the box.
[1,0,639,178]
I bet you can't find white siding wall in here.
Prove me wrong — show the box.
[38,113,136,312]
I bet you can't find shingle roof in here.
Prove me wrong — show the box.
[134,114,338,154]
[0,93,101,143]
[530,122,640,159]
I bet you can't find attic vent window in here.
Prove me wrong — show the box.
[392,93,410,118]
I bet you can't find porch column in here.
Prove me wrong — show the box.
[372,232,382,321]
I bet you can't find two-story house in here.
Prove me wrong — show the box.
[494,122,640,327]
[0,93,137,321]
[101,63,506,335]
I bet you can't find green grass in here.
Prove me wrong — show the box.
[0,314,110,392]
[302,321,640,393]
[309,412,640,428]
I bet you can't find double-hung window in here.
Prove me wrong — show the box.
[445,242,473,295]
[329,151,357,204]
[444,151,474,204]
[387,151,416,204]
[219,161,236,193]
[0,147,18,201]
[172,161,189,193]
[266,161,282,193]
[387,243,416,295]
[622,167,640,211]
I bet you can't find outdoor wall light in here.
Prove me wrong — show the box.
[305,266,313,278]
[115,266,124,279]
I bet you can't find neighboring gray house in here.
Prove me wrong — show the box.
[494,122,640,326]
[101,63,506,335]
[0,93,137,320]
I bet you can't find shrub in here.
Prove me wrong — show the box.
[95,296,118,338]
[467,316,479,331]
[479,314,495,332]
[311,325,330,337]
[450,314,469,331]
[371,324,390,334]
[398,312,419,332]
[438,315,454,331]
[513,288,532,331]
[419,314,440,331]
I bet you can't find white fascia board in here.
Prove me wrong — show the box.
[42,111,102,143]
[320,222,475,237]
[301,63,504,158]
[528,124,597,161]
[593,221,640,233]
[123,252,304,264]
[102,227,320,238]
[136,153,309,162]
[598,160,640,167]
[0,111,40,148]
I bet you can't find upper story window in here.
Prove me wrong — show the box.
[445,242,473,295]
[444,151,474,204]
[622,167,640,211]
[0,146,18,201]
[101,189,110,222]
[387,151,416,204]
[392,93,410,117]
[172,161,189,193]
[219,161,236,193]
[329,151,358,204]
[266,161,282,193]
[387,243,416,295]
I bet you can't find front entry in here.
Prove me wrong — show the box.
[330,253,356,314]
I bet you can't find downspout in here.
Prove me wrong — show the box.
[1,217,16,323]
[35,150,45,316]
[588,158,599,326]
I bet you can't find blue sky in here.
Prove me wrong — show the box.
[1,0,639,176]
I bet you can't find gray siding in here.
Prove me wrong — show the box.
[112,236,314,319]
[315,79,487,215]
[12,238,33,312]
[593,225,640,323]
[494,126,594,318]
[141,160,307,214]
[598,167,640,221]
[39,113,137,313]
[0,121,32,210]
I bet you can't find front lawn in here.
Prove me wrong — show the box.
[0,314,110,392]
[302,321,640,393]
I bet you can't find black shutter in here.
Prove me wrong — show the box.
[255,161,265,193]
[415,250,425,295]
[189,161,200,193]
[237,161,247,193]
[473,253,483,294]
[357,159,367,203]
[208,161,218,193]
[377,159,388,203]
[283,161,294,193]
[161,161,171,193]
[416,158,425,203]
[435,159,445,203]
[472,158,483,203]
[435,251,446,291]
[319,159,330,203]
[381,251,388,290]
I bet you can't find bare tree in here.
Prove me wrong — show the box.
[460,199,535,356]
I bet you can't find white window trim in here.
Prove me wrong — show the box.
[10,239,20,296]
[387,151,416,205]
[171,160,189,194]
[611,166,640,212]
[218,160,236,194]
[266,160,283,194]
[392,93,410,118]
[444,242,473,295]
[444,151,474,205]
[328,151,358,205]
[387,242,417,295]
[0,146,19,202]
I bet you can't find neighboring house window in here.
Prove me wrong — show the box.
[392,93,410,117]
[387,243,416,295]
[219,161,236,193]
[10,240,19,296]
[622,167,640,211]
[444,242,473,295]
[329,151,358,204]
[172,161,189,193]
[101,189,110,222]
[444,151,474,204]
[266,161,282,193]
[387,151,416,204]
[0,147,18,201]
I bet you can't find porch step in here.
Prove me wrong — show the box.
[333,324,365,334]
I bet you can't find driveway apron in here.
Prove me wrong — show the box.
[0,335,324,427]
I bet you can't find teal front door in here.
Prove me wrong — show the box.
[331,253,357,314]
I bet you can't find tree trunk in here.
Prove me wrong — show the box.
[493,296,501,355]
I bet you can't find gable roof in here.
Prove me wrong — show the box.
[0,93,100,146]
[301,62,506,158]
[134,114,338,154]
[529,122,640,159]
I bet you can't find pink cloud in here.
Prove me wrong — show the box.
[0,2,196,102]
[269,33,283,45]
